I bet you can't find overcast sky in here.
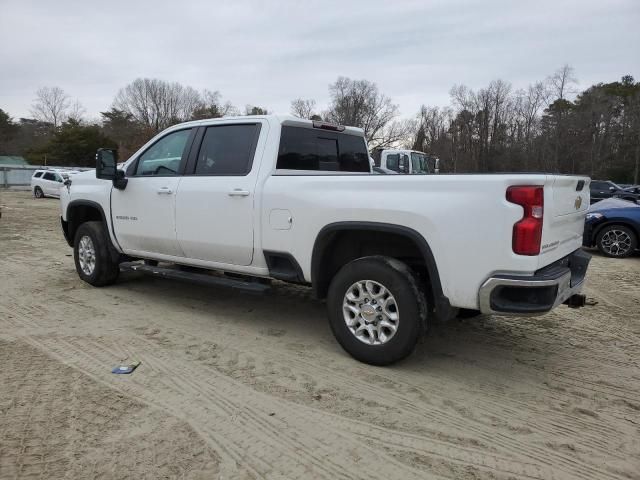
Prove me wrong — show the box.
[1,0,638,121]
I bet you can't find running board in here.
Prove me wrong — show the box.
[119,262,271,294]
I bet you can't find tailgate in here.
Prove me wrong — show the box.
[538,175,590,268]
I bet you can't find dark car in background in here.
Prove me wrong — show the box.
[583,198,640,257]
[590,180,640,204]
[621,185,640,198]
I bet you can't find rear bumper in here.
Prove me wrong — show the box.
[478,249,591,315]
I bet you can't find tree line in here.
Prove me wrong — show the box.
[0,65,638,183]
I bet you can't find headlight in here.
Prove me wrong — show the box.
[586,212,604,221]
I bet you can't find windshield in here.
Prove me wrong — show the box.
[410,152,429,174]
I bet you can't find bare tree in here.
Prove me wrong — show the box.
[113,78,204,132]
[31,87,70,127]
[548,64,577,100]
[513,81,548,168]
[325,77,404,147]
[67,100,86,122]
[204,90,237,116]
[544,65,578,170]
[189,90,238,120]
[290,98,316,119]
[487,79,512,154]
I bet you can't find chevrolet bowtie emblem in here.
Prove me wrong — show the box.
[575,196,583,210]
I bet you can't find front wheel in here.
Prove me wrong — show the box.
[596,225,637,258]
[327,256,427,366]
[73,221,120,286]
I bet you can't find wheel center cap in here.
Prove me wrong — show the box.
[361,304,376,321]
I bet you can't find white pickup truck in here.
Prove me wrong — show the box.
[59,115,591,365]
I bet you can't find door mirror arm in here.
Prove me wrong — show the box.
[113,169,128,190]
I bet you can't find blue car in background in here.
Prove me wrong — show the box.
[583,198,640,257]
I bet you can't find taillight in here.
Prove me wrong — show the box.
[506,186,544,255]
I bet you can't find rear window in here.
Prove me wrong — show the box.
[277,126,369,172]
[194,124,261,176]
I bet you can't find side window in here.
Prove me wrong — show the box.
[135,129,192,176]
[386,154,399,171]
[33,172,43,178]
[591,182,605,190]
[194,124,261,176]
[276,126,369,172]
[43,172,56,181]
[399,154,409,172]
[339,134,369,171]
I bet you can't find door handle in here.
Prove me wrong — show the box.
[228,189,250,197]
[157,187,173,194]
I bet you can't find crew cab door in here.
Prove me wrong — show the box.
[175,122,264,266]
[111,128,194,257]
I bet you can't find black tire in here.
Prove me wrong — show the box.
[34,186,44,198]
[327,256,427,366]
[457,308,482,319]
[73,221,120,286]
[596,224,637,258]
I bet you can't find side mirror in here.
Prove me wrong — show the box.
[96,148,118,180]
[96,148,127,190]
[609,186,615,192]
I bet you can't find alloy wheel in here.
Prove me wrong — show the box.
[342,280,399,345]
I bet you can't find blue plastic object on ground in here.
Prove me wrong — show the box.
[112,361,141,374]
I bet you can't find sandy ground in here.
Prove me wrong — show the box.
[0,190,639,480]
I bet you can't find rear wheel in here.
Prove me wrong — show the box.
[34,186,44,198]
[596,224,637,258]
[73,221,120,286]
[327,256,427,366]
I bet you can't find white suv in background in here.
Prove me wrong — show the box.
[31,169,68,198]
